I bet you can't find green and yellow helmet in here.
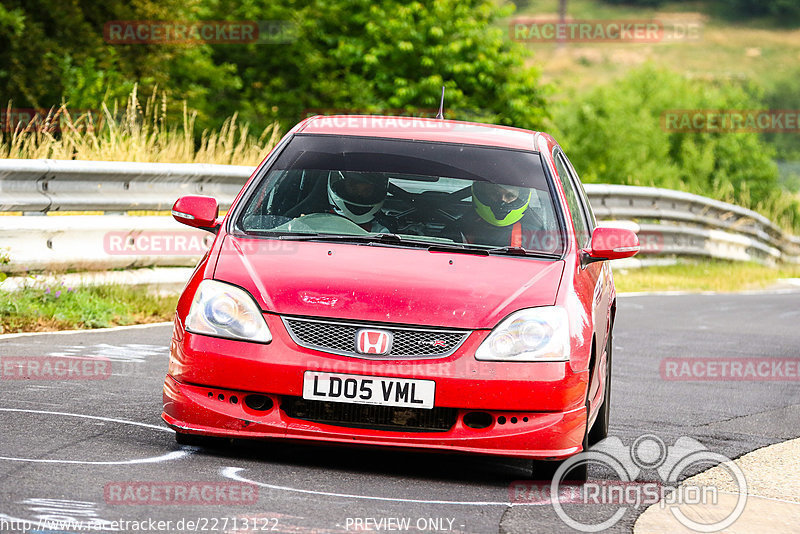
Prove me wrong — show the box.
[472,182,532,227]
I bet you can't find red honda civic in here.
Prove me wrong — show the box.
[162,115,639,477]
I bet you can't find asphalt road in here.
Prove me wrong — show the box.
[0,291,798,534]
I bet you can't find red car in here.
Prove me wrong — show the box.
[162,115,639,478]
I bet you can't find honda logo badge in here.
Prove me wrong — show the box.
[355,329,393,355]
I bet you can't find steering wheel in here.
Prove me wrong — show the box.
[387,183,468,225]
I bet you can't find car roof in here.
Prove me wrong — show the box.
[296,115,541,151]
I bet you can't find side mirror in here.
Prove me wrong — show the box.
[582,227,640,266]
[171,195,220,233]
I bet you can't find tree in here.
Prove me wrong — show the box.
[205,0,548,130]
[552,66,782,211]
[0,0,236,127]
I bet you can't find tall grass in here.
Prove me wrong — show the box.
[0,282,177,333]
[0,86,281,165]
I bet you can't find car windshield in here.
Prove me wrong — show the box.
[234,134,564,255]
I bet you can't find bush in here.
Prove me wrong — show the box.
[726,0,800,19]
[206,0,548,130]
[551,65,800,231]
[600,0,666,6]
[0,0,236,130]
[760,67,800,161]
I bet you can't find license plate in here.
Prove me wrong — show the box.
[302,371,435,409]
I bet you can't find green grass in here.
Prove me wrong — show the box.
[614,260,800,293]
[0,283,177,334]
[512,0,800,97]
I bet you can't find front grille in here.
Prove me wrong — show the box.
[282,396,458,432]
[282,317,469,359]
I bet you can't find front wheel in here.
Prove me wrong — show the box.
[530,457,588,482]
[531,418,590,482]
[174,432,228,448]
[175,431,202,446]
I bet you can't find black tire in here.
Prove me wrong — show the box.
[530,418,590,482]
[587,328,612,446]
[175,431,202,446]
[529,329,614,482]
[175,432,231,448]
[530,457,588,482]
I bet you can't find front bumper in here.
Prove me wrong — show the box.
[162,314,589,460]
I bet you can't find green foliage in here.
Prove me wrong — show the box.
[1,0,546,132]
[551,65,800,231]
[600,0,666,6]
[725,0,800,20]
[0,0,237,129]
[760,67,800,161]
[197,0,548,130]
[0,248,9,282]
[600,0,800,21]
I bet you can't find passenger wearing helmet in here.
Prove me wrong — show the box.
[448,182,546,248]
[327,171,390,233]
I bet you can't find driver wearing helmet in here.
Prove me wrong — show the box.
[327,171,390,233]
[451,181,546,248]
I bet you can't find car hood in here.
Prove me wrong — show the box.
[213,235,565,330]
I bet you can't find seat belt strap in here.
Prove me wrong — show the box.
[511,222,522,247]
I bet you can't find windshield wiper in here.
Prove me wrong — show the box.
[426,243,490,256]
[243,230,320,238]
[273,233,430,248]
[428,243,560,258]
[487,246,561,259]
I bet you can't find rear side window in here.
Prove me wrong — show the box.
[562,154,596,230]
[555,153,591,249]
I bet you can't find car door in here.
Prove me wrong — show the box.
[553,149,608,413]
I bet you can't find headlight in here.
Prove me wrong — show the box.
[475,307,569,361]
[185,280,272,343]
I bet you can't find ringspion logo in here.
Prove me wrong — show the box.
[524,434,747,532]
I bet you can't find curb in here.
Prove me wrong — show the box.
[634,436,800,533]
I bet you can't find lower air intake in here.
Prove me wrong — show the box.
[282,397,457,432]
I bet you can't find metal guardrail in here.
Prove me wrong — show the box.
[586,184,800,265]
[0,159,252,212]
[0,159,798,272]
